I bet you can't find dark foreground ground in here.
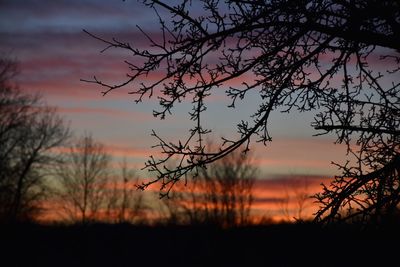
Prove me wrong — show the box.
[1,222,399,267]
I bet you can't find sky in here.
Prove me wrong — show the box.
[0,0,352,220]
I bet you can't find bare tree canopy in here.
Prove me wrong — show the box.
[163,147,256,227]
[104,158,146,224]
[56,133,111,224]
[84,1,400,223]
[0,56,70,222]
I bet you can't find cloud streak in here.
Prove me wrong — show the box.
[58,106,152,121]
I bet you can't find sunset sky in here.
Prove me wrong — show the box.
[0,0,352,219]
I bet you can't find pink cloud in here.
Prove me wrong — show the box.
[57,106,152,121]
[54,144,158,161]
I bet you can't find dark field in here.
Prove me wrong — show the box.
[1,222,398,267]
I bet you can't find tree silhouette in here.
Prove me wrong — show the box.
[104,158,146,224]
[279,177,312,221]
[56,133,111,224]
[0,56,70,222]
[163,147,256,227]
[84,1,399,223]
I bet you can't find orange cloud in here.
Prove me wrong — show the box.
[251,175,330,221]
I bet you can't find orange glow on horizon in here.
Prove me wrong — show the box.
[36,174,329,224]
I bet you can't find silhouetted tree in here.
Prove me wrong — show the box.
[279,177,312,221]
[84,1,399,223]
[163,148,256,227]
[56,134,110,224]
[0,56,69,222]
[105,158,146,223]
